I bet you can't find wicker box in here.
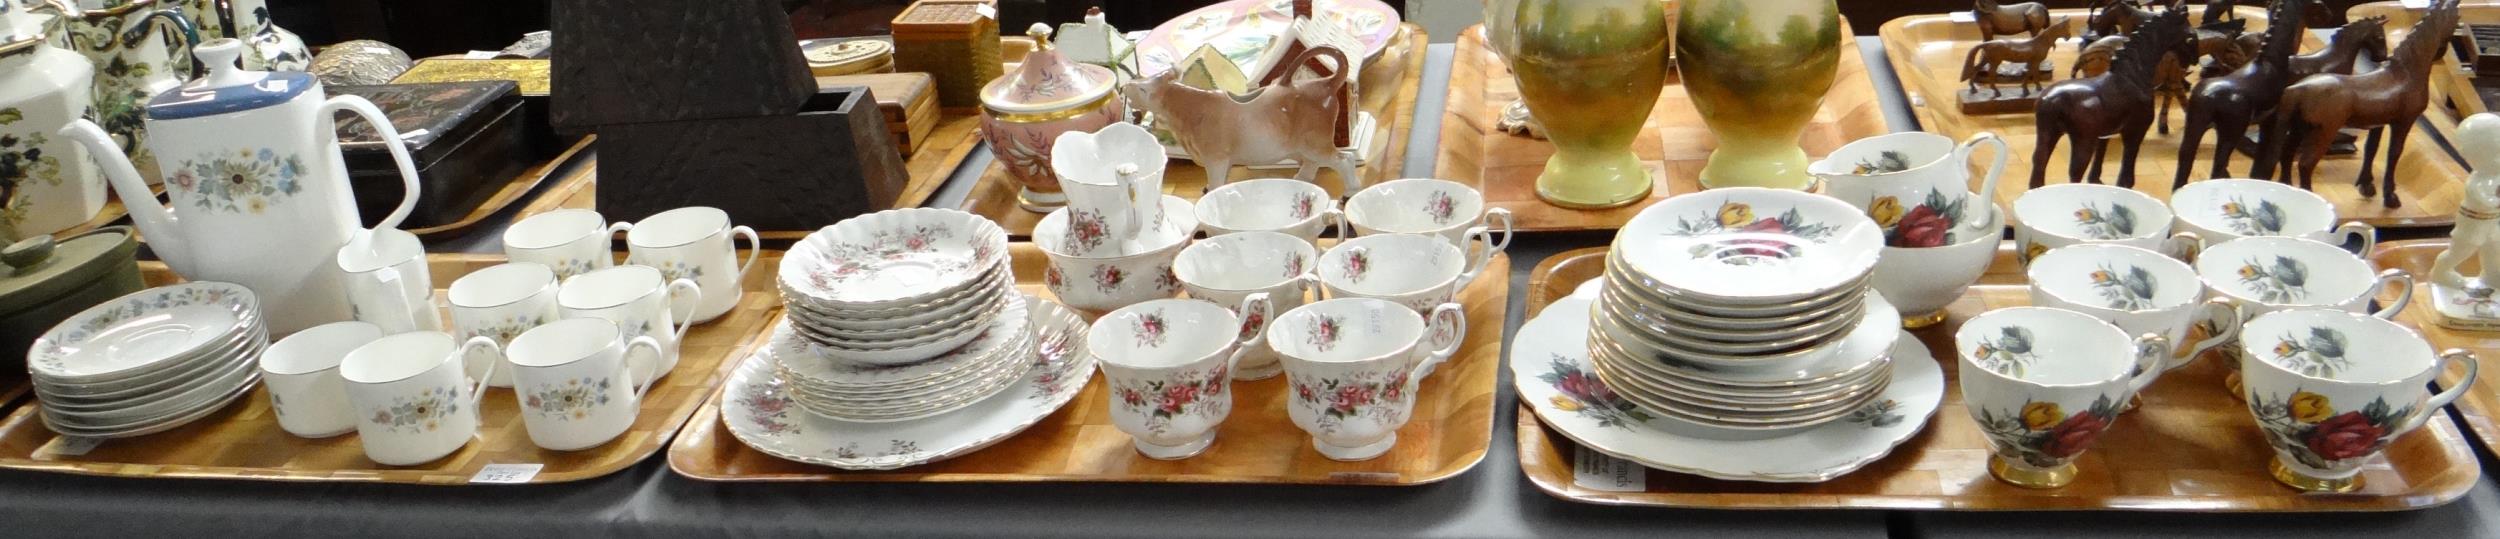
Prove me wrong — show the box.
[891,0,1002,109]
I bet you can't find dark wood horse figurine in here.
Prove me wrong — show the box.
[2204,0,2240,25]
[2034,7,2192,189]
[2173,0,2306,189]
[2288,15,2390,78]
[2272,0,2459,209]
[2087,0,2188,46]
[2156,19,2248,134]
[1976,0,2052,43]
[1963,18,2073,97]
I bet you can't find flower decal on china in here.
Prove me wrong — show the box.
[1063,207,1111,255]
[549,258,600,280]
[1669,201,1839,265]
[461,314,546,345]
[367,385,462,434]
[2072,202,2139,240]
[2249,390,2415,470]
[1970,325,2040,376]
[1027,332,1081,399]
[1238,308,1266,342]
[831,440,924,460]
[808,225,967,286]
[1133,311,1168,348]
[0,111,67,228]
[171,148,307,215]
[1043,264,1068,293]
[1307,314,1344,352]
[1343,249,1372,283]
[1092,264,1128,294]
[738,379,803,435]
[2089,264,2158,311]
[1844,399,1905,428]
[2220,197,2288,236]
[631,257,706,284]
[1539,356,1653,429]
[523,377,613,421]
[1289,366,1415,431]
[2236,255,2310,303]
[2270,327,2352,377]
[32,285,245,372]
[2452,287,2500,319]
[1851,150,1912,175]
[1283,254,1306,280]
[1155,264,1182,292]
[1425,191,1458,225]
[1291,192,1319,220]
[1869,188,1965,248]
[1974,395,2125,468]
[1110,362,1232,436]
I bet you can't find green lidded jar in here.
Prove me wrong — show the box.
[0,225,143,363]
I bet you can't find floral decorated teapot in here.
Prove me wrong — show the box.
[60,38,422,334]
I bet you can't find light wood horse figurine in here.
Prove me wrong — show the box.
[2032,7,2192,189]
[1124,46,1358,193]
[2270,0,2455,209]
[2243,14,2387,181]
[1975,0,2051,43]
[1962,17,2072,97]
[2074,35,2128,78]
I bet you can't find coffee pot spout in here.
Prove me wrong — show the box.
[58,119,192,268]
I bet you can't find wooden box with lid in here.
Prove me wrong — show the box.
[892,0,1002,109]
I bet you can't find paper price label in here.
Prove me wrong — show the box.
[470,463,544,484]
[1572,447,1647,492]
[1949,11,1978,23]
[2402,0,2431,9]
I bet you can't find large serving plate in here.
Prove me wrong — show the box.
[1879,6,2467,229]
[1518,246,2481,510]
[668,242,1504,484]
[0,253,783,484]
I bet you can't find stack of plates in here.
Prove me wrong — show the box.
[28,282,268,438]
[1592,188,1898,439]
[776,208,1023,421]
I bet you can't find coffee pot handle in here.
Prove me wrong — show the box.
[1959,132,2008,229]
[320,95,424,234]
[2368,269,2416,321]
[2394,350,2481,436]
[459,336,502,408]
[664,278,702,341]
[2125,333,2174,394]
[622,336,666,399]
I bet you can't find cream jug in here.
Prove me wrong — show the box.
[61,38,423,334]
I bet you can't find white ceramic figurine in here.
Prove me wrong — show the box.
[2430,112,2500,329]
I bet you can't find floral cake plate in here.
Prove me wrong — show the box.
[719,295,1094,470]
[1511,284,1943,483]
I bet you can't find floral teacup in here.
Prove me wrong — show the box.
[1088,296,1272,459]
[1037,195,1198,313]
[2013,183,2197,266]
[1317,231,1491,317]
[2196,236,2415,396]
[1268,298,1464,461]
[2170,179,2376,254]
[502,209,630,279]
[2238,309,2479,492]
[506,318,663,451]
[1197,178,1344,244]
[1871,202,2004,328]
[1956,307,2170,488]
[1175,231,1323,380]
[1344,178,1516,252]
[1809,131,2007,247]
[341,332,501,466]
[2028,244,2240,372]
[448,262,562,388]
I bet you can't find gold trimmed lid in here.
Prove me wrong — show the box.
[980,23,1117,114]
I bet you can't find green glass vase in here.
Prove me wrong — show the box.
[1678,0,1841,191]
[1494,0,1668,209]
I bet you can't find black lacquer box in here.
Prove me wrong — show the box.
[332,81,531,229]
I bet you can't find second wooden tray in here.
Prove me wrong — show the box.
[1516,246,2481,510]
[0,252,784,484]
[666,242,1504,484]
[2370,240,2500,461]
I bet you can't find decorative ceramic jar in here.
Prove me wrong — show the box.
[0,226,141,368]
[1490,0,1667,209]
[208,0,305,70]
[63,0,198,184]
[60,39,426,334]
[981,24,1126,212]
[0,0,101,240]
[1678,0,1841,190]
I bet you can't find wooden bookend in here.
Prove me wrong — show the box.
[548,0,817,128]
[594,87,907,230]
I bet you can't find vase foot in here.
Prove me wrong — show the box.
[1018,188,1069,213]
[1534,153,1653,209]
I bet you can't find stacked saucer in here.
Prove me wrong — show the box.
[777,208,1026,421]
[29,282,268,438]
[1592,188,1898,439]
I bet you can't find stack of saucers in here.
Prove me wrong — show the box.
[776,208,1028,421]
[30,282,268,438]
[1590,188,1899,439]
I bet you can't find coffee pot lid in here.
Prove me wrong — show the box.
[147,39,318,120]
[0,226,138,315]
[980,24,1119,114]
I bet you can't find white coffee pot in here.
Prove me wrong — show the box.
[60,38,422,334]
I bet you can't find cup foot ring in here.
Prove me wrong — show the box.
[2271,459,2361,493]
[1988,456,2078,489]
[1312,433,1397,461]
[1900,310,1949,329]
[1134,430,1216,460]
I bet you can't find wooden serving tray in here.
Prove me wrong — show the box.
[1517,246,2482,510]
[666,242,1504,484]
[2370,239,2500,459]
[405,137,596,239]
[1432,20,1889,233]
[510,113,985,241]
[0,252,784,484]
[959,23,1430,237]
[1881,6,2469,229]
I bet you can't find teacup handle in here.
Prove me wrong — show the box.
[1480,208,1516,256]
[2174,298,2241,371]
[1226,292,1274,371]
[2331,221,2377,256]
[2125,333,2174,394]
[1329,208,1352,243]
[1958,132,2008,229]
[1458,227,1495,285]
[1295,273,1325,302]
[622,336,666,399]
[2367,268,2416,321]
[1417,302,1466,381]
[730,225,762,283]
[665,278,702,341]
[459,336,503,408]
[2393,350,2482,436]
[606,221,636,266]
[2164,232,2203,264]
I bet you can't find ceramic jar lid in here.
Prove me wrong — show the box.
[147,39,318,120]
[804,39,894,76]
[980,24,1118,114]
[0,227,139,315]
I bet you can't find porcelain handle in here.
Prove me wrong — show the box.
[1329,208,1352,243]
[460,336,502,407]
[2174,298,2241,371]
[2332,221,2377,256]
[372,267,422,333]
[1225,292,1273,373]
[665,278,701,341]
[605,221,635,266]
[1295,273,1324,303]
[2368,268,2416,320]
[321,95,424,233]
[1959,132,2009,230]
[1416,302,1466,383]
[623,336,665,399]
[730,225,761,284]
[124,9,201,77]
[1458,226,1494,286]
[2125,333,2174,395]
[1480,208,1516,255]
[2165,232,2203,264]
[2395,350,2481,436]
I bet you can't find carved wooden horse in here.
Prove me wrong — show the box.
[1124,46,1358,193]
[2086,0,2185,45]
[2247,15,2389,180]
[2074,35,2128,78]
[2204,0,2240,25]
[1963,17,2073,97]
[2033,7,2192,189]
[1975,0,2052,43]
[2173,0,2307,189]
[2271,0,2458,209]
